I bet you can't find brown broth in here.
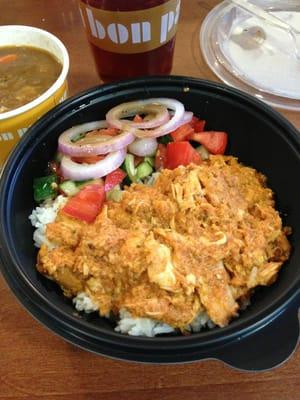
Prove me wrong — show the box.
[0,46,62,113]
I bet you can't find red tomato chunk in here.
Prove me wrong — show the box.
[62,184,105,223]
[104,168,126,192]
[189,131,228,155]
[164,141,202,169]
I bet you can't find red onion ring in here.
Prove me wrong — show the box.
[106,101,170,130]
[127,98,185,139]
[128,137,158,157]
[60,148,126,180]
[58,120,134,156]
[182,111,194,124]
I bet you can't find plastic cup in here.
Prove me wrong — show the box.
[78,0,181,82]
[0,25,69,170]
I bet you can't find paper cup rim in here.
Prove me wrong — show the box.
[0,25,69,121]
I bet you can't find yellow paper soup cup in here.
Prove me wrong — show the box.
[0,25,69,169]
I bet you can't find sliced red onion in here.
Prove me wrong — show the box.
[130,98,185,139]
[128,138,158,157]
[106,101,169,130]
[58,120,134,156]
[60,148,126,180]
[182,111,194,124]
[169,110,193,123]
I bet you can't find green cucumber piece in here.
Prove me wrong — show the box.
[136,161,153,180]
[76,178,103,189]
[124,154,137,182]
[59,180,79,196]
[144,156,155,167]
[107,185,123,202]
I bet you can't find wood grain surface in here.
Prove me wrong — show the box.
[0,1,300,399]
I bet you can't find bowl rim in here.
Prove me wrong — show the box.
[0,25,69,121]
[0,75,300,358]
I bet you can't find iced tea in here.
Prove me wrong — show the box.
[79,0,181,82]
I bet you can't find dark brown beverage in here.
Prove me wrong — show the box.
[79,0,180,82]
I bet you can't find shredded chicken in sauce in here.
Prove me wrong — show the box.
[37,156,291,330]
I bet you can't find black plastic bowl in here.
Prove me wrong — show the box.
[1,76,300,364]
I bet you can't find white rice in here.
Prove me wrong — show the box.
[73,292,99,313]
[73,292,214,337]
[29,195,67,248]
[115,308,175,337]
[30,192,214,337]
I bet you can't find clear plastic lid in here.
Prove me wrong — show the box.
[200,0,300,110]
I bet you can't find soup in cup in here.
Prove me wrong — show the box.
[0,25,69,169]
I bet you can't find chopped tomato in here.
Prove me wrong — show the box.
[170,123,194,142]
[155,144,167,170]
[193,119,206,133]
[62,184,105,223]
[189,131,228,155]
[165,141,202,170]
[133,114,143,123]
[189,116,200,128]
[189,116,206,131]
[71,155,105,164]
[104,168,126,192]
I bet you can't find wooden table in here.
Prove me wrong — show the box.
[1,1,299,399]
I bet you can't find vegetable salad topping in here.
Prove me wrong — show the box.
[33,98,228,223]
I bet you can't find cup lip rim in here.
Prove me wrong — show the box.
[0,25,69,121]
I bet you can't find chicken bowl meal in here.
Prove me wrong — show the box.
[0,77,299,362]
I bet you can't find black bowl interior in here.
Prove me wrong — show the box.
[1,76,300,362]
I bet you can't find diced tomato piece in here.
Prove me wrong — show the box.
[133,114,143,123]
[71,155,106,164]
[170,123,194,142]
[165,141,202,170]
[193,119,206,133]
[62,184,105,223]
[189,116,199,128]
[189,131,228,155]
[188,116,206,132]
[155,144,167,170]
[104,168,126,192]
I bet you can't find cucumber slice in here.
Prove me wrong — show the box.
[60,178,104,197]
[107,185,123,202]
[76,178,103,189]
[136,161,153,180]
[144,156,155,167]
[59,180,79,196]
[124,154,137,182]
